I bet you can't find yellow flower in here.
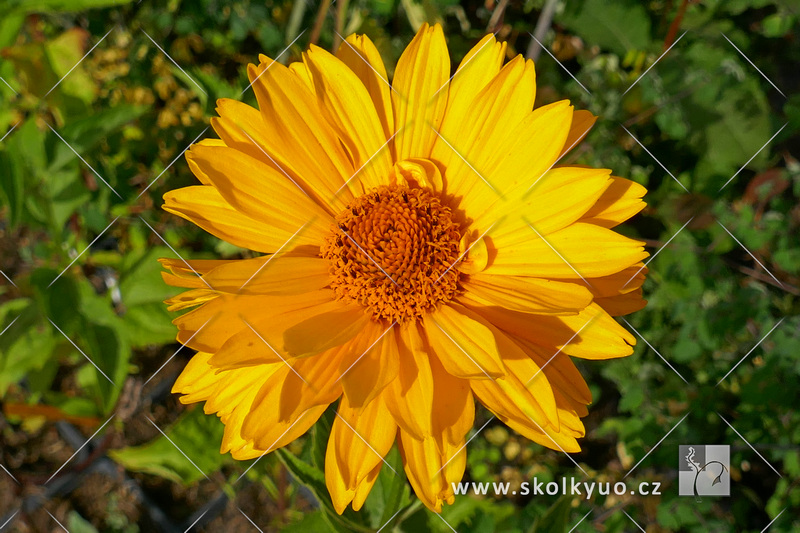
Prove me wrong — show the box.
[162,24,648,513]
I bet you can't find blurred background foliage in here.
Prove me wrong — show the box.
[0,0,799,531]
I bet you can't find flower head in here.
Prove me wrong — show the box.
[163,23,648,513]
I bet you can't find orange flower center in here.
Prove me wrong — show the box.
[321,185,462,322]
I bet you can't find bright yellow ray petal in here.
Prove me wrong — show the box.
[464,100,574,227]
[559,109,597,157]
[429,352,474,451]
[164,288,217,311]
[581,176,647,228]
[163,185,320,253]
[184,145,332,243]
[398,431,466,513]
[199,255,330,295]
[336,34,395,143]
[433,55,535,204]
[423,303,506,379]
[304,45,393,191]
[232,404,329,459]
[211,98,273,162]
[467,302,636,360]
[484,222,648,279]
[325,394,396,514]
[384,324,434,440]
[518,166,613,235]
[511,336,592,405]
[288,60,314,92]
[240,361,342,447]
[174,290,332,355]
[596,289,647,316]
[390,158,443,192]
[440,34,507,139]
[247,58,357,211]
[392,23,449,160]
[460,273,593,315]
[340,321,399,408]
[500,414,582,453]
[468,331,559,431]
[282,301,370,357]
[351,463,381,511]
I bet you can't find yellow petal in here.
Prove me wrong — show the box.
[433,55,535,203]
[392,23,449,160]
[484,222,648,279]
[500,414,582,453]
[184,145,332,243]
[232,404,329,459]
[440,34,508,140]
[429,352,474,451]
[457,233,489,275]
[595,289,647,316]
[171,351,220,402]
[304,45,393,191]
[423,303,506,379]
[468,302,636,360]
[164,288,217,311]
[282,302,370,357]
[247,58,357,211]
[175,290,332,355]
[240,360,342,445]
[464,100,574,227]
[384,324,434,440]
[390,158,443,192]
[559,109,597,158]
[325,394,396,513]
[336,34,394,143]
[288,61,314,92]
[163,185,320,253]
[351,463,381,511]
[468,328,559,431]
[211,99,273,162]
[581,176,647,228]
[460,274,593,315]
[200,255,330,295]
[519,166,613,235]
[398,431,466,513]
[340,321,399,408]
[512,336,592,405]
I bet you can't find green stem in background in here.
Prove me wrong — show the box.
[286,0,307,50]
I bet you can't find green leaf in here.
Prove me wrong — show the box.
[44,29,96,103]
[66,511,100,533]
[49,105,147,171]
[117,246,182,347]
[528,496,573,533]
[362,446,410,530]
[276,447,372,533]
[310,405,336,471]
[559,0,652,56]
[5,0,135,15]
[0,300,57,395]
[109,407,229,484]
[282,511,337,533]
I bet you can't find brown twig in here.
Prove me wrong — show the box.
[310,0,331,47]
[331,0,348,52]
[526,0,558,60]
[733,263,799,296]
[664,0,690,51]
[486,0,510,32]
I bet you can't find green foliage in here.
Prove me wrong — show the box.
[109,407,229,484]
[1,0,797,532]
